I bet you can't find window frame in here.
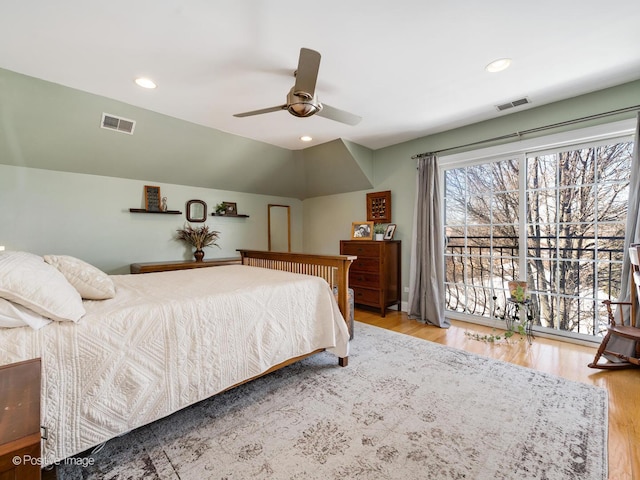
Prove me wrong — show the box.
[439,119,636,345]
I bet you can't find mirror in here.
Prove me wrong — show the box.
[268,204,291,252]
[186,199,207,222]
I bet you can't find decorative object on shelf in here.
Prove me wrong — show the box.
[367,190,392,223]
[144,185,161,212]
[373,223,386,241]
[186,199,207,223]
[508,280,528,302]
[222,202,237,215]
[351,221,373,240]
[212,202,249,217]
[214,203,226,215]
[175,224,221,262]
[383,223,396,240]
[160,197,168,212]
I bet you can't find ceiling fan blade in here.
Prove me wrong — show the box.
[233,105,287,118]
[293,48,321,98]
[316,103,362,126]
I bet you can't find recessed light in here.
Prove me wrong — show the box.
[300,135,313,142]
[135,77,157,89]
[485,58,512,73]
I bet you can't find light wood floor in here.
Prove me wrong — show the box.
[355,308,640,480]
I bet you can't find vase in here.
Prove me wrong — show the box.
[375,234,384,241]
[194,249,205,262]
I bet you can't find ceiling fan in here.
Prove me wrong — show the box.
[233,48,361,126]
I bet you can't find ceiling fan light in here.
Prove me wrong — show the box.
[288,102,320,117]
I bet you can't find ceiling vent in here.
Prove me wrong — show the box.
[495,97,531,112]
[100,113,136,134]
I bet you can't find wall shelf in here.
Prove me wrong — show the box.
[129,208,182,214]
[211,213,249,218]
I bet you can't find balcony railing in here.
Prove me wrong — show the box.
[444,235,624,337]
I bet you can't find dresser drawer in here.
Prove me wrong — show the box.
[352,287,381,306]
[349,272,380,288]
[351,257,380,273]
[340,242,381,257]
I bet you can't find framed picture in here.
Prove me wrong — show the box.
[144,185,161,212]
[384,223,397,240]
[351,221,374,240]
[367,190,392,223]
[222,202,237,215]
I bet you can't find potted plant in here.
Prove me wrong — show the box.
[175,224,221,262]
[374,223,386,241]
[214,203,226,215]
[508,280,528,302]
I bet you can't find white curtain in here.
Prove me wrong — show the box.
[408,155,449,328]
[616,112,640,327]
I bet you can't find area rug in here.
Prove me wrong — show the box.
[57,322,607,480]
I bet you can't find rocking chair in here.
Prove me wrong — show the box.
[589,245,640,369]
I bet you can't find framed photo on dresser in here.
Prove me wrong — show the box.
[351,221,373,240]
[383,224,396,240]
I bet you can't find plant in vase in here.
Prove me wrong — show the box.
[175,224,221,262]
[374,223,386,241]
[214,203,226,215]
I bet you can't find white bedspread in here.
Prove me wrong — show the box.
[0,265,349,465]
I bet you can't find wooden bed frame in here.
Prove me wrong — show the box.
[39,250,356,475]
[237,249,356,367]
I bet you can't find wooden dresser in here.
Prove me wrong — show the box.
[130,257,241,274]
[340,240,401,317]
[0,358,41,480]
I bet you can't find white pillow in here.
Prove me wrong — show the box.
[0,297,52,330]
[0,251,85,322]
[44,254,116,300]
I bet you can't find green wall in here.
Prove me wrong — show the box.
[0,67,372,200]
[0,164,304,274]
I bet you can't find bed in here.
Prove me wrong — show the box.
[0,249,355,466]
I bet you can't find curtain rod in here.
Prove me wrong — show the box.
[411,104,640,159]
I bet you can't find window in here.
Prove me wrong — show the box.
[442,120,635,342]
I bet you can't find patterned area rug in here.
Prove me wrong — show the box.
[57,322,607,480]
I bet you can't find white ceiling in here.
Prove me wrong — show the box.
[1,1,639,151]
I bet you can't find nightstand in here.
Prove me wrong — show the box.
[0,358,41,480]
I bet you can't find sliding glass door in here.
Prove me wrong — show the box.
[443,135,633,341]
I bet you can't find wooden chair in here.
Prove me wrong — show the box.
[589,245,640,369]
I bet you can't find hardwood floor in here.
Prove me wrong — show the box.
[355,308,640,480]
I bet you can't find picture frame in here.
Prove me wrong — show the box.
[351,221,374,240]
[384,223,397,240]
[222,201,237,216]
[366,190,392,223]
[144,185,161,212]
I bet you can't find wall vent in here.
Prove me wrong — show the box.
[100,113,136,134]
[495,97,531,112]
